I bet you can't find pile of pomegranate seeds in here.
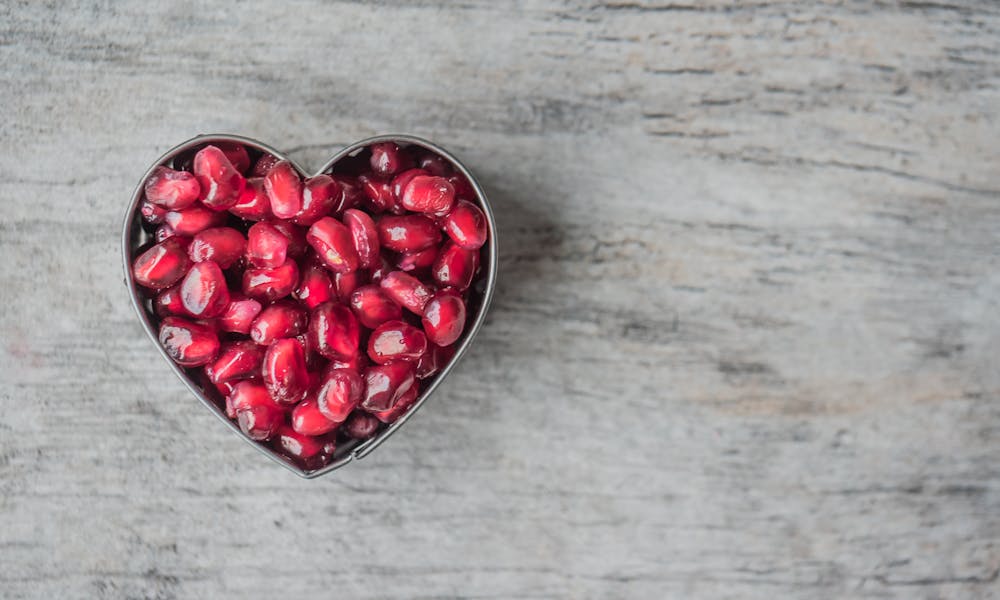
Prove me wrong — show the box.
[132,141,487,471]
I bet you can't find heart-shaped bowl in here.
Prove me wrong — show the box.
[122,133,498,478]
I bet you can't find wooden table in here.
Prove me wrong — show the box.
[2,2,998,598]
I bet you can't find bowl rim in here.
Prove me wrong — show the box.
[121,133,499,478]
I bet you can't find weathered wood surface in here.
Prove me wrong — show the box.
[2,1,999,598]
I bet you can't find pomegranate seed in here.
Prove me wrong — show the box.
[391,168,429,202]
[422,291,467,346]
[293,175,342,226]
[246,222,289,268]
[315,368,363,422]
[342,208,380,269]
[369,255,392,283]
[294,262,335,309]
[442,199,488,250]
[376,215,441,253]
[431,241,477,290]
[291,397,339,436]
[309,302,360,360]
[332,270,362,303]
[164,205,227,236]
[193,145,246,210]
[325,352,369,374]
[158,317,220,367]
[331,175,363,213]
[447,174,476,200]
[216,142,250,174]
[141,200,168,224]
[380,271,434,315]
[349,285,403,329]
[249,301,308,345]
[343,411,380,439]
[252,154,281,177]
[229,177,271,221]
[219,294,262,334]
[306,217,359,274]
[367,320,428,364]
[417,153,451,177]
[180,261,231,318]
[416,343,456,380]
[242,261,298,301]
[206,340,264,384]
[154,284,188,318]
[369,142,407,178]
[362,361,415,412]
[401,175,455,216]
[268,220,308,258]
[358,174,399,214]
[262,338,310,405]
[372,384,419,424]
[144,166,201,209]
[396,246,438,272]
[230,381,284,441]
[132,239,192,290]
[264,160,303,219]
[272,426,335,470]
[188,227,246,268]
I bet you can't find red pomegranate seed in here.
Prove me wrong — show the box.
[140,200,168,224]
[293,175,342,226]
[180,261,231,318]
[396,246,439,272]
[370,255,392,283]
[193,145,246,210]
[376,215,441,253]
[325,352,369,374]
[268,220,308,258]
[132,239,192,290]
[188,227,246,268]
[262,338,310,405]
[219,294,262,334]
[417,153,451,177]
[349,285,403,329]
[264,160,303,219]
[294,262,335,309]
[391,168,429,202]
[242,261,298,301]
[229,177,271,221]
[272,426,336,470]
[371,384,419,424]
[332,270,362,303]
[422,291,467,346]
[315,368,363,422]
[216,142,250,174]
[158,317,220,367]
[154,284,188,318]
[380,271,434,315]
[252,154,281,177]
[246,222,289,268]
[442,199,488,250]
[144,166,201,209]
[342,208,380,269]
[343,411,380,439]
[431,241,477,290]
[367,320,428,364]
[447,174,476,200]
[370,142,407,178]
[401,175,455,216]
[291,397,339,436]
[164,205,227,236]
[306,217,359,274]
[331,175,363,213]
[415,343,456,380]
[206,340,264,384]
[358,174,399,214]
[361,361,415,412]
[230,381,284,441]
[249,301,308,345]
[308,302,360,360]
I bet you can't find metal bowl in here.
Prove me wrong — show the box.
[122,133,498,478]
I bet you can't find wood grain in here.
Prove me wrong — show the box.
[1,1,998,598]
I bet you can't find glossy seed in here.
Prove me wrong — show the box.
[249,301,309,345]
[376,214,441,253]
[262,338,310,405]
[241,261,299,301]
[193,145,246,210]
[316,368,363,423]
[306,217,359,274]
[188,227,246,268]
[361,361,415,412]
[145,166,200,209]
[379,271,434,315]
[264,160,303,219]
[158,317,220,367]
[132,239,192,290]
[400,175,455,216]
[308,302,360,361]
[218,294,263,334]
[349,284,403,329]
[422,291,467,346]
[367,320,428,364]
[247,221,289,268]
[180,261,231,318]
